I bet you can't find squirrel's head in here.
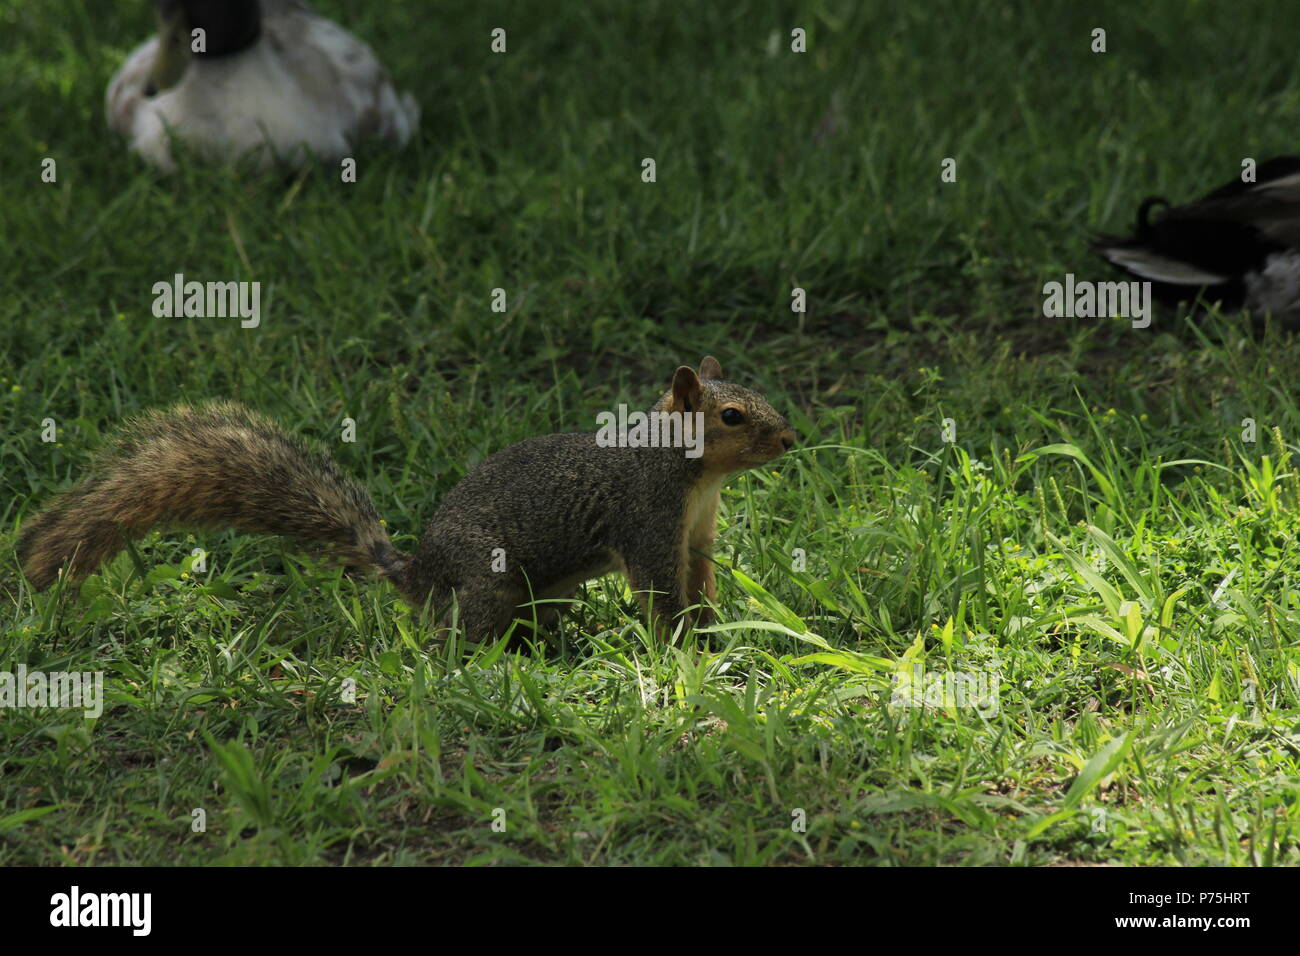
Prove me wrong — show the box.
[653,356,796,471]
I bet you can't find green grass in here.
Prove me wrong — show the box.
[3,0,1300,865]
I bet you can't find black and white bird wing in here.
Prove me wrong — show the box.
[265,1,420,149]
[1093,156,1300,297]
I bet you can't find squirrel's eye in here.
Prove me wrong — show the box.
[721,408,744,426]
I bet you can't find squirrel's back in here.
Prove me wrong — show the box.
[406,432,697,606]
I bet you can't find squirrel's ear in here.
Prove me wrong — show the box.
[671,365,703,412]
[699,356,724,380]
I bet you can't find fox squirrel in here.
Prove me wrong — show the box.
[18,358,796,641]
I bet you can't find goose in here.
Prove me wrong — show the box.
[1093,156,1300,323]
[106,0,419,171]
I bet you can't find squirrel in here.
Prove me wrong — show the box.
[17,357,796,642]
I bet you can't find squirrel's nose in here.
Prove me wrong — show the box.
[780,431,795,451]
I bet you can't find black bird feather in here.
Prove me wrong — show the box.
[1094,156,1300,318]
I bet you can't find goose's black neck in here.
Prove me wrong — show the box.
[160,0,262,57]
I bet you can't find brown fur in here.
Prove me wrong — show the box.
[19,359,795,642]
[17,402,401,590]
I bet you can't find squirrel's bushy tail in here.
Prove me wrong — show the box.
[18,401,410,590]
